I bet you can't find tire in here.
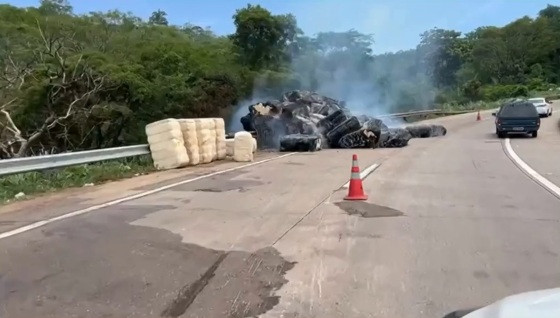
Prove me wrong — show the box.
[532,131,538,138]
[325,116,361,147]
[497,132,505,138]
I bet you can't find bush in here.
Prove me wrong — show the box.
[482,84,529,101]
[527,78,549,91]
[462,80,483,101]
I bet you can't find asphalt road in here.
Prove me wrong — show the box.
[1,106,559,318]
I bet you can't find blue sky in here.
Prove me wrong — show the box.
[3,0,559,53]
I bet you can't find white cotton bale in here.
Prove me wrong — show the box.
[252,137,257,153]
[195,118,215,164]
[145,118,189,170]
[146,129,184,144]
[178,119,200,165]
[145,118,180,136]
[151,152,190,170]
[150,147,189,163]
[233,131,254,162]
[148,138,184,152]
[225,138,234,156]
[207,119,218,161]
[213,118,227,160]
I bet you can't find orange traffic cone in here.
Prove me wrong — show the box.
[476,110,481,121]
[344,154,368,201]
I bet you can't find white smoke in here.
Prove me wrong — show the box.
[226,6,439,132]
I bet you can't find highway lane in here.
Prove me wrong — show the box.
[508,100,560,189]
[1,110,559,317]
[0,146,397,317]
[0,152,284,234]
[265,111,560,318]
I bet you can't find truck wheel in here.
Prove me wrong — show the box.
[532,131,538,138]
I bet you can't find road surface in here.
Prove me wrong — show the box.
[0,104,559,318]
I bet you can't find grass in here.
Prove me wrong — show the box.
[439,100,502,112]
[437,90,560,113]
[0,155,155,204]
[529,90,560,99]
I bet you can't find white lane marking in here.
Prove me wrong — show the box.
[504,138,560,199]
[343,163,380,189]
[0,153,296,240]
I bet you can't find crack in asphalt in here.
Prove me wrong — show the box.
[161,252,229,317]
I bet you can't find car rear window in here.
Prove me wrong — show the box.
[528,98,545,104]
[499,102,538,118]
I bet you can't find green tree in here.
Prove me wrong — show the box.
[538,5,560,82]
[230,4,299,70]
[38,0,72,15]
[417,28,465,88]
[470,17,556,84]
[148,9,168,26]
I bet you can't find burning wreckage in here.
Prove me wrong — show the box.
[239,90,447,152]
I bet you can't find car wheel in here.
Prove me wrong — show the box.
[497,132,505,138]
[532,131,538,138]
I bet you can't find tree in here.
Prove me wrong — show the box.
[538,5,560,82]
[38,0,72,15]
[417,28,466,88]
[0,22,113,158]
[469,17,556,84]
[230,4,299,70]
[312,30,374,80]
[314,30,374,57]
[539,5,560,20]
[148,9,168,26]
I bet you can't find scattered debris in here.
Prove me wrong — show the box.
[14,192,25,199]
[279,134,321,152]
[405,124,447,138]
[239,90,447,151]
[83,183,95,187]
[379,128,412,148]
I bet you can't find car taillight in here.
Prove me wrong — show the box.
[496,119,501,125]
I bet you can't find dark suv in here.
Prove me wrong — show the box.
[493,101,540,138]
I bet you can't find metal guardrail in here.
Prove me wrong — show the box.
[377,109,470,119]
[0,109,471,177]
[0,144,150,177]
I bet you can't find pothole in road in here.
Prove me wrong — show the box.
[335,201,404,218]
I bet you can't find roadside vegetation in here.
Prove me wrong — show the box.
[1,0,559,201]
[1,0,560,159]
[0,156,154,203]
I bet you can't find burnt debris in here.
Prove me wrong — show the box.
[239,90,446,151]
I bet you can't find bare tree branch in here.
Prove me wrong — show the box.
[0,98,17,111]
[36,19,51,53]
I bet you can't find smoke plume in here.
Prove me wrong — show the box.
[227,32,438,132]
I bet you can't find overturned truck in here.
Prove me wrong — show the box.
[240,90,446,151]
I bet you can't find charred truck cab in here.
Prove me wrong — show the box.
[493,101,540,138]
